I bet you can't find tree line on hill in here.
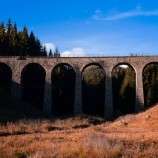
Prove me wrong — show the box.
[82,65,105,116]
[0,19,60,57]
[143,63,158,108]
[112,63,158,110]
[112,66,135,116]
[82,64,158,117]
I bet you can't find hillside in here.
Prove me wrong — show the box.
[0,89,47,122]
[0,102,158,157]
[98,104,158,142]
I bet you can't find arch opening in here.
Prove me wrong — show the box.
[82,64,105,117]
[51,64,76,115]
[0,63,12,93]
[21,63,45,109]
[143,62,158,108]
[112,63,136,117]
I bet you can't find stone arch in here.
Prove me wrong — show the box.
[143,62,158,108]
[81,62,105,72]
[112,62,136,72]
[82,63,105,116]
[21,63,46,109]
[112,62,136,117]
[51,63,76,115]
[0,62,12,93]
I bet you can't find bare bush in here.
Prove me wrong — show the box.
[82,132,123,158]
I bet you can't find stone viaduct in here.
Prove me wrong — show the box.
[0,56,157,119]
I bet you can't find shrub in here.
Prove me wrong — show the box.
[12,151,26,158]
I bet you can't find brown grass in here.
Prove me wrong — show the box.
[1,105,158,157]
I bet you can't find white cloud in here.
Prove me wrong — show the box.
[43,43,55,52]
[106,10,158,21]
[92,6,158,21]
[61,48,86,57]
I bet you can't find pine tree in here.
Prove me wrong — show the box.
[54,47,60,57]
[28,31,36,56]
[19,26,29,56]
[0,22,7,55]
[6,19,12,34]
[6,19,13,55]
[35,38,42,56]
[10,23,19,55]
[49,49,53,56]
[42,45,47,56]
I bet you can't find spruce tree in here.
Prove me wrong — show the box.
[42,45,47,56]
[28,31,36,56]
[54,47,60,57]
[0,22,7,55]
[35,38,42,56]
[10,23,19,55]
[49,49,53,56]
[6,19,13,55]
[6,19,12,34]
[18,26,29,56]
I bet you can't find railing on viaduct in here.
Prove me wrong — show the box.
[0,56,157,119]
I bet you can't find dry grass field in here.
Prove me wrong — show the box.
[1,104,158,158]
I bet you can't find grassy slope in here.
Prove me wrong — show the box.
[0,89,47,122]
[1,92,158,157]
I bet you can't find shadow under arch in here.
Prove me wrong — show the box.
[21,63,46,109]
[143,62,158,109]
[82,63,105,117]
[0,62,12,93]
[51,63,76,115]
[112,62,136,117]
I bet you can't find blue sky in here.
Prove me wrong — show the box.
[1,0,158,56]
